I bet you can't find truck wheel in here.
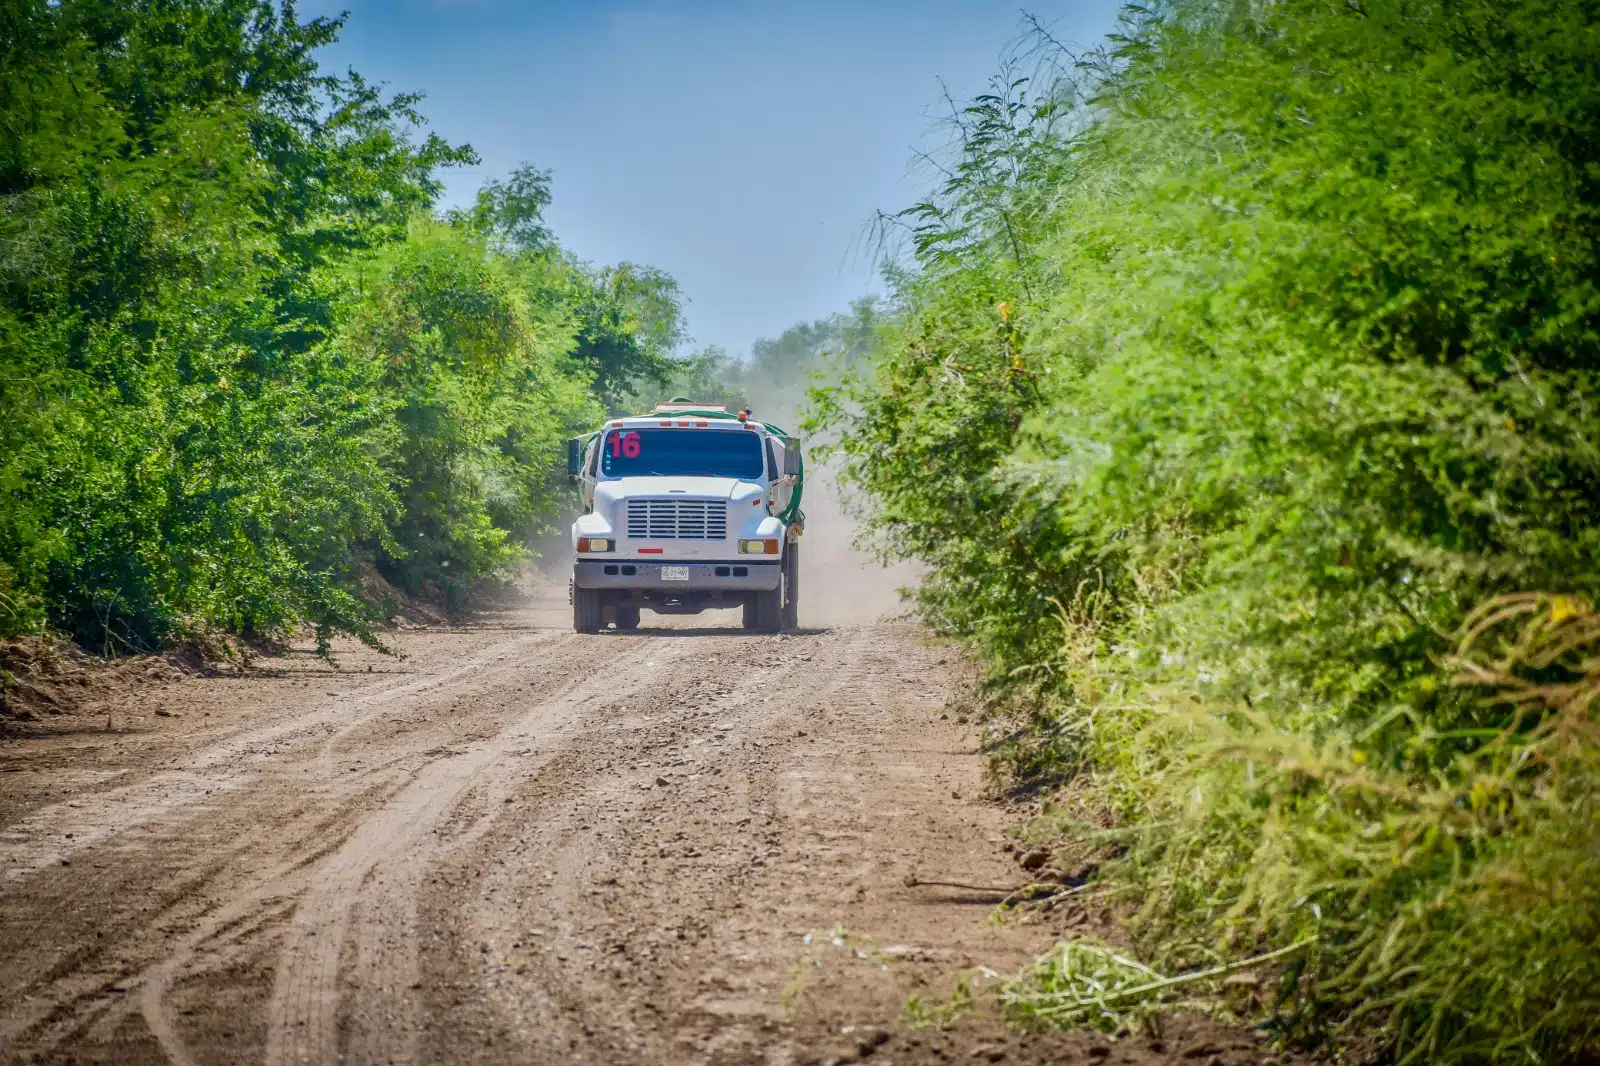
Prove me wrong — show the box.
[573,585,603,634]
[615,605,640,631]
[743,587,782,633]
[781,544,799,631]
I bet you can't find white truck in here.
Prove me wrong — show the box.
[566,400,803,633]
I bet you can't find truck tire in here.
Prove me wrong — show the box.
[573,585,602,634]
[781,543,799,631]
[615,605,640,631]
[743,586,782,633]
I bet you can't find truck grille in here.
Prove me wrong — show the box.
[626,498,727,540]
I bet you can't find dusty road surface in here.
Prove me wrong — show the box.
[1,588,1267,1066]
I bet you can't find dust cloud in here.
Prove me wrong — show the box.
[751,387,921,628]
[791,463,920,626]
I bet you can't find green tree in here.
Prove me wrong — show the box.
[0,0,465,649]
[569,262,688,411]
[452,161,690,414]
[336,220,599,607]
[457,163,555,254]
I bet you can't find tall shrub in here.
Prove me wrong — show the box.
[336,221,600,607]
[816,1,1600,1059]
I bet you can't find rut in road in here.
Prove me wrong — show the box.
[0,631,555,881]
[2,620,599,1060]
[264,636,719,1066]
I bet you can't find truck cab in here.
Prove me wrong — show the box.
[566,401,803,633]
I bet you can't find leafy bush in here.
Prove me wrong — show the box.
[815,1,1600,1060]
[335,221,600,608]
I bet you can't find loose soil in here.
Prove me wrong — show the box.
[1,586,1280,1066]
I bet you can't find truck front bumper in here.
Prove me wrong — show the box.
[573,559,780,592]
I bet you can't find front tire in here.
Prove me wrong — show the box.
[744,550,794,634]
[615,605,640,631]
[743,586,782,633]
[573,585,602,633]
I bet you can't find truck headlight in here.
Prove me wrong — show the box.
[739,539,779,555]
[577,537,613,553]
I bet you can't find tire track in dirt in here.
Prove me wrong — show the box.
[1,625,588,1061]
[407,626,879,1064]
[262,637,682,1066]
[134,633,642,1066]
[2,631,560,880]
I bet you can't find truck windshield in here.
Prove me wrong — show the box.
[600,428,765,480]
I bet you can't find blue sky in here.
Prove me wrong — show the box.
[301,0,1122,355]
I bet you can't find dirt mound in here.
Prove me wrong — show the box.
[354,559,454,628]
[0,635,221,725]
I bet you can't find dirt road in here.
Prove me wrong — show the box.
[1,589,1266,1066]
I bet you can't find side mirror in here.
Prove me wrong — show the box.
[566,438,583,482]
[781,446,803,478]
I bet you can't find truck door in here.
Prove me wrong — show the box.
[580,435,601,510]
[767,438,798,519]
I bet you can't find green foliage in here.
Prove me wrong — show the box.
[449,161,690,414]
[0,2,670,650]
[816,2,1600,1061]
[454,163,555,254]
[0,0,453,650]
[912,935,1314,1035]
[336,220,599,608]
[571,261,688,413]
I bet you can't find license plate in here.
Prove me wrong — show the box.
[660,566,690,582]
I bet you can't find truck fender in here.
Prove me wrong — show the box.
[572,512,614,551]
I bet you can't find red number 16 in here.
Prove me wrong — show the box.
[608,432,642,459]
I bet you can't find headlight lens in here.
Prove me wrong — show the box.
[577,537,613,552]
[739,538,780,555]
